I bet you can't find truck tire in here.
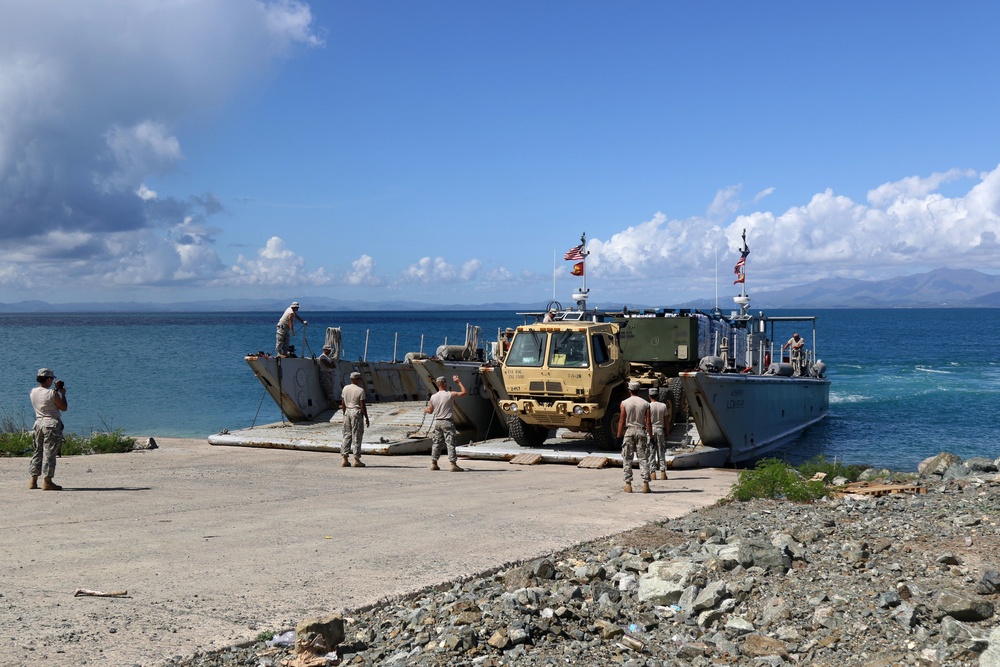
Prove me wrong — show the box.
[507,417,549,448]
[669,377,689,424]
[592,387,627,451]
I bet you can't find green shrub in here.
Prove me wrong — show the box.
[0,408,136,458]
[729,457,830,502]
[796,455,869,483]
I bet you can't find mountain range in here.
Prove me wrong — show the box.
[1,268,998,312]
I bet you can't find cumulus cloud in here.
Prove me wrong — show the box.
[586,164,1000,293]
[224,236,331,287]
[345,254,380,286]
[401,257,483,283]
[0,0,320,283]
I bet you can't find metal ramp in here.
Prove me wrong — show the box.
[208,402,475,455]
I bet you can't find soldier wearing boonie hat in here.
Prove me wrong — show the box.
[425,375,467,471]
[29,368,68,490]
[340,370,369,468]
[616,380,653,493]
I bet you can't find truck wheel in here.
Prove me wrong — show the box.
[669,377,689,424]
[592,388,626,451]
[507,417,549,448]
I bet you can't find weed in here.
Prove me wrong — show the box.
[729,458,829,502]
[795,455,869,483]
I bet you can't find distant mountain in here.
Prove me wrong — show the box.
[750,268,1000,308]
[2,268,998,313]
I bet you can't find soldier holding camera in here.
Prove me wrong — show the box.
[29,368,68,491]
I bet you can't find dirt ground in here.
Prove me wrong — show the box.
[0,437,737,666]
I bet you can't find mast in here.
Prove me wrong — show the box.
[571,232,589,311]
[732,229,750,320]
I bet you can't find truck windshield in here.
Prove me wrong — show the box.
[506,331,547,367]
[549,331,589,368]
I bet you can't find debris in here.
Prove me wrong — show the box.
[73,588,128,597]
[510,453,543,465]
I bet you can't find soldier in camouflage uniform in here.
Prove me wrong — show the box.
[425,375,467,472]
[616,381,652,493]
[340,371,369,467]
[29,368,68,491]
[647,388,670,481]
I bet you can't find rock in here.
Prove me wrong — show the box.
[295,614,344,654]
[964,457,998,472]
[980,625,1000,667]
[737,539,790,573]
[692,580,728,612]
[742,634,789,659]
[530,558,556,580]
[935,589,995,621]
[918,452,963,476]
[726,616,757,637]
[977,570,1000,595]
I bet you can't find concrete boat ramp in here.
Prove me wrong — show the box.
[209,400,736,469]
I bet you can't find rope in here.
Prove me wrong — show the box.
[301,323,316,359]
[250,386,268,429]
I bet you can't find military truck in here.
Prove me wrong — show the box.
[497,309,730,449]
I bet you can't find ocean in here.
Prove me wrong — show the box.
[1,308,997,472]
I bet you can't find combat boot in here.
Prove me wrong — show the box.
[29,475,38,490]
[341,456,351,467]
[353,458,366,468]
[660,471,668,480]
[623,483,632,493]
[449,463,464,472]
[429,460,439,471]
[42,477,62,491]
[641,482,651,494]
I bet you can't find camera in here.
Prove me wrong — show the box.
[55,380,65,390]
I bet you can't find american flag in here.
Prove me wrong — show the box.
[563,244,586,261]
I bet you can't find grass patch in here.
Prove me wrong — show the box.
[795,455,869,483]
[0,408,136,457]
[729,457,831,502]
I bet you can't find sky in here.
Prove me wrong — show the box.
[2,1,999,307]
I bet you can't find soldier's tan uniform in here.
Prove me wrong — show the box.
[619,394,651,486]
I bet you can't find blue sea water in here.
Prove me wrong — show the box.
[1,308,997,471]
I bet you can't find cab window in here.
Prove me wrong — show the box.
[592,333,609,364]
[506,332,547,367]
[549,331,589,368]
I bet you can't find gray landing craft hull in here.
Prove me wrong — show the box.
[679,370,830,465]
[244,355,499,439]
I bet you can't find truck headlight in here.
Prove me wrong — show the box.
[505,403,518,413]
[573,405,584,415]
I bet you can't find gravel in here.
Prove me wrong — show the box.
[166,452,1000,667]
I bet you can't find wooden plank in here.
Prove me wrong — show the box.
[577,456,609,469]
[834,482,926,497]
[510,453,543,466]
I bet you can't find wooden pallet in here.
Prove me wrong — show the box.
[577,456,609,469]
[510,453,543,465]
[834,482,926,497]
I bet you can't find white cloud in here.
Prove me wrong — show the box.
[578,164,1000,300]
[225,236,331,287]
[403,257,456,282]
[345,254,380,286]
[0,0,320,241]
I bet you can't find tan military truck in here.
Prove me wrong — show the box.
[496,317,675,449]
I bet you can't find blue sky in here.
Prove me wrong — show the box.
[2,1,999,306]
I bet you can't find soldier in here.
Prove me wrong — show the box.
[340,371,369,467]
[616,381,652,493]
[425,375,467,472]
[647,388,670,481]
[29,368,68,491]
[275,301,307,357]
[782,332,806,376]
